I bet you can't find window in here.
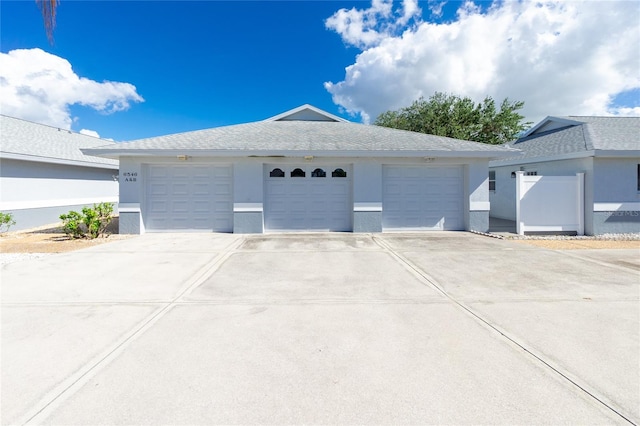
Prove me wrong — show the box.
[290,168,306,177]
[489,170,496,191]
[269,168,285,178]
[332,168,347,178]
[525,171,538,176]
[312,168,326,177]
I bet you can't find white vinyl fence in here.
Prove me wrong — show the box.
[516,172,584,235]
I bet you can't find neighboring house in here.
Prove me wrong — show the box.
[489,116,640,235]
[0,115,119,231]
[83,104,515,235]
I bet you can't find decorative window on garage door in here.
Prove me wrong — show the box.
[332,168,347,177]
[291,168,306,177]
[269,168,285,177]
[312,168,326,177]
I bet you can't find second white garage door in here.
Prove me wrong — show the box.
[264,165,352,231]
[383,165,464,230]
[145,164,233,232]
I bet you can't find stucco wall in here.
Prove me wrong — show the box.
[490,157,594,232]
[0,158,118,231]
[592,157,640,203]
[592,157,640,234]
[119,156,492,234]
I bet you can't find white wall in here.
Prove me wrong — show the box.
[0,158,118,210]
[593,157,640,203]
[490,157,594,225]
[119,155,491,233]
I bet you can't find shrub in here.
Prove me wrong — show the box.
[0,212,16,233]
[60,202,114,239]
[82,202,114,239]
[59,210,85,239]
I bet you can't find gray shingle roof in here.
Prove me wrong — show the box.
[84,120,517,157]
[493,116,640,163]
[0,115,118,168]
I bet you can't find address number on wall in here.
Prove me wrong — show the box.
[122,172,138,182]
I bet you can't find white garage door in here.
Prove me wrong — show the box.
[264,165,352,231]
[383,165,464,230]
[145,164,233,232]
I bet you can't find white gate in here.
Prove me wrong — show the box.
[516,172,584,235]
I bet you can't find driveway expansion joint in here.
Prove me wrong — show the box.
[373,235,637,425]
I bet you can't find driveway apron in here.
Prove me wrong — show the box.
[1,233,638,425]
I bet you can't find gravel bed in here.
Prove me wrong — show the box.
[0,253,53,266]
[501,233,640,241]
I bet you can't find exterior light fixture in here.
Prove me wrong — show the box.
[304,155,314,161]
[177,155,189,161]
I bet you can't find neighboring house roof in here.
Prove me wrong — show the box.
[491,116,640,166]
[0,115,119,169]
[84,105,518,159]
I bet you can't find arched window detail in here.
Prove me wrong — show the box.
[312,168,326,178]
[332,168,347,178]
[290,168,306,177]
[269,168,285,177]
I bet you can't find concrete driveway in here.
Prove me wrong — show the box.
[2,232,638,425]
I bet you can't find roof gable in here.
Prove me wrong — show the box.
[264,104,348,123]
[492,115,640,165]
[522,116,584,137]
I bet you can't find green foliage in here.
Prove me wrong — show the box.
[374,92,532,145]
[0,212,16,233]
[82,202,114,239]
[59,210,85,239]
[60,202,114,239]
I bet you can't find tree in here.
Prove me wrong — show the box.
[36,0,59,44]
[374,92,532,145]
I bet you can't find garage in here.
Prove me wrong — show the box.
[145,164,233,231]
[85,105,512,235]
[382,165,464,230]
[264,164,352,231]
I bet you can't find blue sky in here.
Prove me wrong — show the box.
[1,0,639,142]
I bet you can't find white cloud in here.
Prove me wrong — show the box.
[0,48,144,130]
[325,1,640,125]
[325,0,421,49]
[79,129,100,138]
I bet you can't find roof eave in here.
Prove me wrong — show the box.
[83,148,518,160]
[1,151,119,169]
[592,149,640,158]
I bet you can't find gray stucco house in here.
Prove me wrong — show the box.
[84,104,516,234]
[489,116,640,235]
[0,115,119,231]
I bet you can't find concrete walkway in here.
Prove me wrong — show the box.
[2,233,638,425]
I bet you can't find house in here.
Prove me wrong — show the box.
[83,104,516,234]
[0,115,119,231]
[489,116,640,235]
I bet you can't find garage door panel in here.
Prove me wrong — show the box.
[145,164,233,232]
[264,165,352,232]
[383,165,463,231]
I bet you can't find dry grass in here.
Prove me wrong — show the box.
[0,218,131,253]
[512,239,640,250]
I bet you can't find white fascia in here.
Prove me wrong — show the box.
[84,149,517,160]
[0,151,119,170]
[489,151,596,168]
[521,116,584,137]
